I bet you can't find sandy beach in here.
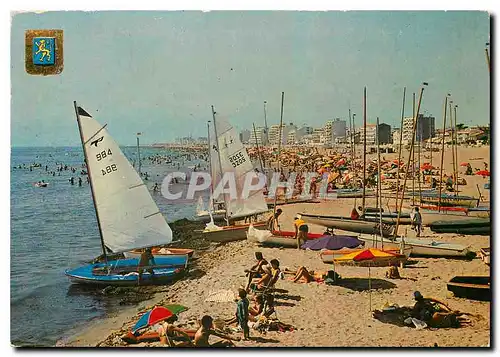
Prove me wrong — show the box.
[58,145,490,348]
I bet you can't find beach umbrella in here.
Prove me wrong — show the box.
[132,305,187,333]
[336,158,346,167]
[460,162,469,167]
[301,235,365,250]
[328,172,340,183]
[333,248,404,312]
[476,170,490,177]
[420,163,434,171]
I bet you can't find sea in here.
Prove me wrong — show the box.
[10,146,208,346]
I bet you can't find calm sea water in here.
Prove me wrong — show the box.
[10,146,207,346]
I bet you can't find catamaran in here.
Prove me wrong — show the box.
[65,103,189,286]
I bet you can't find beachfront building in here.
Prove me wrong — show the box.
[392,128,401,145]
[402,114,436,144]
[330,118,347,145]
[312,128,325,144]
[239,129,251,144]
[268,123,296,145]
[299,133,315,145]
[324,120,333,140]
[378,123,392,144]
[176,136,197,145]
[358,123,377,145]
[297,126,314,137]
[248,126,268,146]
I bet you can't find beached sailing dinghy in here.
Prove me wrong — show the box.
[200,108,270,242]
[356,234,473,258]
[246,224,326,248]
[299,213,395,237]
[65,103,189,286]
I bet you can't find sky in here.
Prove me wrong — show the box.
[10,11,490,147]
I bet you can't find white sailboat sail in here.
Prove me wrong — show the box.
[76,106,173,253]
[213,116,268,220]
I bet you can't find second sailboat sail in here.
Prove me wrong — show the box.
[211,114,269,221]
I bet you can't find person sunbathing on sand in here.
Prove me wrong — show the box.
[284,266,328,283]
[157,320,194,347]
[244,252,268,291]
[194,315,240,347]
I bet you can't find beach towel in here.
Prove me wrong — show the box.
[205,290,236,303]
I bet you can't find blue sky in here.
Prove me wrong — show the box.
[11,11,490,146]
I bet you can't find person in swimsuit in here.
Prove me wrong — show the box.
[294,216,309,249]
[250,259,281,291]
[283,266,328,283]
[266,209,283,231]
[244,252,268,291]
[193,315,239,347]
[138,248,155,284]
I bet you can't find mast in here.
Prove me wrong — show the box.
[437,95,449,212]
[253,122,265,173]
[485,43,490,73]
[352,113,356,170]
[73,101,108,263]
[136,133,142,176]
[412,92,416,206]
[448,99,456,196]
[273,92,285,215]
[395,87,406,212]
[453,105,459,194]
[376,117,384,247]
[207,120,214,200]
[211,105,230,224]
[362,87,367,212]
[263,101,269,133]
[395,83,427,238]
[349,107,353,165]
[429,115,433,174]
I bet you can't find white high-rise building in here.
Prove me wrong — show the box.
[248,126,268,146]
[358,124,377,145]
[268,123,296,145]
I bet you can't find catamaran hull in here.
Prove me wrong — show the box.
[417,196,479,208]
[356,234,472,257]
[362,214,412,225]
[124,248,194,259]
[300,213,394,237]
[447,276,491,301]
[203,222,267,243]
[266,198,320,208]
[65,256,189,287]
[428,218,490,235]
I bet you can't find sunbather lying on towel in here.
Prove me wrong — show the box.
[157,321,194,347]
[283,266,329,283]
[194,315,240,347]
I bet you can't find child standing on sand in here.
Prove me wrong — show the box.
[236,288,250,340]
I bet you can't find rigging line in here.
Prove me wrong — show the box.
[84,124,108,146]
[144,211,162,219]
[129,183,146,190]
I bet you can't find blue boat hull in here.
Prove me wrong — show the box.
[65,256,189,286]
